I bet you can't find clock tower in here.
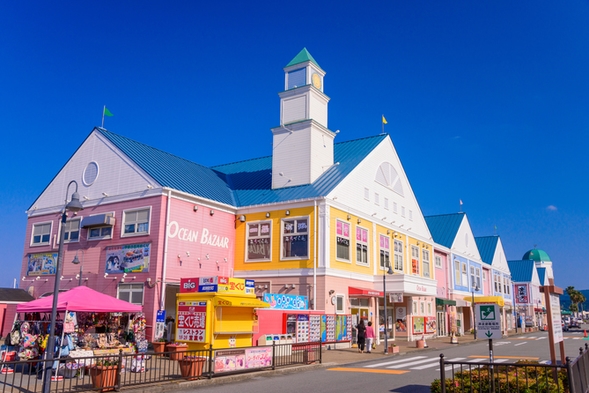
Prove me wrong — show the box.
[271,48,336,189]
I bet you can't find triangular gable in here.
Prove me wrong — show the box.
[508,260,541,285]
[475,236,510,273]
[328,136,432,241]
[425,213,464,248]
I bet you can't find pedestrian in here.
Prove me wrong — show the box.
[356,319,367,353]
[365,321,375,353]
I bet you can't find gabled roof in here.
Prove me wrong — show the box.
[98,128,386,208]
[424,213,465,248]
[508,260,536,282]
[285,48,320,68]
[0,288,35,304]
[475,236,499,265]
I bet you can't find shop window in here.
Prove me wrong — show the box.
[123,208,150,236]
[118,283,144,305]
[31,222,52,246]
[336,220,350,261]
[62,218,80,243]
[379,234,390,269]
[356,227,368,265]
[281,217,309,259]
[422,249,430,278]
[411,245,420,275]
[394,240,403,271]
[246,221,271,261]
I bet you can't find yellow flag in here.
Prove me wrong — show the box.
[382,115,388,124]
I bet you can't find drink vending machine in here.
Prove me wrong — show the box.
[284,314,322,343]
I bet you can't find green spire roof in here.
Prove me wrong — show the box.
[522,248,551,262]
[286,48,320,68]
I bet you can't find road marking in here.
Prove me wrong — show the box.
[328,367,409,375]
[468,355,539,360]
[365,356,427,368]
[514,342,527,346]
[389,357,446,368]
[412,357,466,370]
[493,341,511,346]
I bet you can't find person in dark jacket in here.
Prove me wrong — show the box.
[356,319,367,353]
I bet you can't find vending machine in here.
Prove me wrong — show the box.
[284,314,310,343]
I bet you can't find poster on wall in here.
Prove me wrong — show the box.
[412,316,425,334]
[263,293,308,310]
[395,307,407,332]
[104,243,151,273]
[214,347,273,373]
[425,317,437,333]
[515,284,528,304]
[27,252,58,276]
[176,301,207,342]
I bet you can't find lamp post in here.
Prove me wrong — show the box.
[42,180,83,393]
[472,282,480,340]
[72,252,83,286]
[383,262,394,354]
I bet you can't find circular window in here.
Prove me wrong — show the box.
[83,161,99,186]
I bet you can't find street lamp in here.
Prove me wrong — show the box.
[42,180,83,393]
[72,252,83,286]
[472,281,480,340]
[383,262,394,354]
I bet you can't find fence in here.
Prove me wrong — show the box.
[437,343,589,393]
[0,340,322,393]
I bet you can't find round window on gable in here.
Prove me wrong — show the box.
[83,161,99,186]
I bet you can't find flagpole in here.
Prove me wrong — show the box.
[101,105,105,128]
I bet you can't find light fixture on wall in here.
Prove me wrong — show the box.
[347,214,351,220]
[193,205,198,212]
[387,230,391,235]
[285,210,290,216]
[357,219,361,224]
[239,215,246,222]
[328,289,335,295]
[266,212,270,218]
[210,210,214,216]
[102,192,109,197]
[290,284,296,289]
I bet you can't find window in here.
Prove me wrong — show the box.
[470,266,476,288]
[422,249,430,278]
[461,263,468,287]
[379,235,390,269]
[336,220,350,261]
[287,68,306,89]
[118,283,144,305]
[435,255,442,268]
[384,198,389,210]
[364,188,370,200]
[393,202,398,213]
[413,302,417,314]
[246,221,271,261]
[335,295,345,314]
[355,227,368,265]
[483,270,487,280]
[123,208,150,236]
[88,226,113,240]
[494,274,502,293]
[32,222,52,246]
[393,240,403,271]
[411,246,420,275]
[475,268,481,289]
[282,217,309,258]
[409,210,413,221]
[374,193,380,206]
[503,276,509,294]
[401,206,406,217]
[454,260,461,286]
[63,219,80,243]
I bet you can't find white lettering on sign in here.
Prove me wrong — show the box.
[416,285,427,292]
[168,221,230,249]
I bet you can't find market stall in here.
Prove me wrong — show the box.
[9,286,144,377]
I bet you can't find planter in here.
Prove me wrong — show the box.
[166,344,188,361]
[388,346,399,354]
[178,357,205,380]
[152,341,166,354]
[90,365,119,392]
[416,339,425,349]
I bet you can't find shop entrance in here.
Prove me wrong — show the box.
[350,298,370,344]
[436,311,446,336]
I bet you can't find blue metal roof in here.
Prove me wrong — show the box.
[475,236,499,265]
[537,267,547,284]
[424,213,465,248]
[97,128,386,208]
[507,260,535,282]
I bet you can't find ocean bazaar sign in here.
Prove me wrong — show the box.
[168,221,230,248]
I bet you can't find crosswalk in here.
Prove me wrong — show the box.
[363,355,520,372]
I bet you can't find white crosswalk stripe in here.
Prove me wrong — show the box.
[411,357,465,370]
[493,341,511,346]
[365,356,427,368]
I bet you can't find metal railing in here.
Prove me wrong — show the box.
[437,344,589,393]
[0,340,323,393]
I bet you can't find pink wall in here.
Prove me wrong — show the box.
[434,250,449,299]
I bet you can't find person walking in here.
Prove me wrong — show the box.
[365,321,375,353]
[356,319,367,353]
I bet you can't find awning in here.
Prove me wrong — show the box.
[463,295,505,307]
[436,298,457,306]
[348,287,383,297]
[213,296,270,308]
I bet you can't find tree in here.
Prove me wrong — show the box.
[566,286,585,318]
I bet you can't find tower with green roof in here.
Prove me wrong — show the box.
[522,248,554,282]
[271,48,336,189]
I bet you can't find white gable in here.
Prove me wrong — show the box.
[28,130,159,215]
[327,136,431,241]
[489,237,510,274]
[451,216,482,261]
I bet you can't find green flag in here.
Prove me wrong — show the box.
[104,107,113,117]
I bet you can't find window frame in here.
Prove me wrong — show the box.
[422,248,430,278]
[335,294,345,314]
[31,221,53,246]
[62,218,81,243]
[355,226,369,266]
[281,216,309,260]
[393,239,403,272]
[434,254,442,268]
[245,220,272,262]
[411,245,420,275]
[335,219,351,262]
[454,260,461,286]
[122,207,151,237]
[117,283,144,305]
[379,234,390,270]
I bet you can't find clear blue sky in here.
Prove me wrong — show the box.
[1,1,588,290]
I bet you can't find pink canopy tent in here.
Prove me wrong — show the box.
[16,286,142,313]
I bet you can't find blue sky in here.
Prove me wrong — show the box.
[1,1,588,290]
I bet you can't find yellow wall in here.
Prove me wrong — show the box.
[234,206,316,271]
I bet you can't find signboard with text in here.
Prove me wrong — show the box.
[475,303,502,339]
[177,301,207,342]
[550,294,563,343]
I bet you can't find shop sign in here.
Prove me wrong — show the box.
[168,221,230,249]
[515,284,528,304]
[218,277,252,295]
[104,243,150,273]
[26,252,58,276]
[180,278,199,293]
[263,293,308,310]
[177,301,207,342]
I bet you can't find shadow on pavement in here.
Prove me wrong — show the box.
[391,384,432,393]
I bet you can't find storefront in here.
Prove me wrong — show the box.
[348,287,381,344]
[435,298,456,337]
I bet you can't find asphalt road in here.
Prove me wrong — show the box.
[174,328,589,393]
